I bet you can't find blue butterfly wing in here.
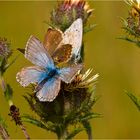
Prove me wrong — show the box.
[36,77,61,102]
[16,66,46,87]
[58,64,83,83]
[25,35,55,69]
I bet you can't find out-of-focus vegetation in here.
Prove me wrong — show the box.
[120,0,140,112]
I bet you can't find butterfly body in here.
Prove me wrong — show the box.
[35,68,59,93]
[47,68,58,78]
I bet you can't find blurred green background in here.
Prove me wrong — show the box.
[0,1,140,139]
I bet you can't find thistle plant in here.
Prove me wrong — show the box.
[0,37,30,139]
[0,38,12,77]
[120,0,140,111]
[15,0,100,139]
[0,37,13,107]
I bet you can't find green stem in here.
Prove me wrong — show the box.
[82,120,93,140]
[56,125,68,140]
[0,74,30,140]
[19,125,30,140]
[0,124,10,140]
[0,74,6,93]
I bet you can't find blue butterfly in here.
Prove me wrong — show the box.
[16,36,83,102]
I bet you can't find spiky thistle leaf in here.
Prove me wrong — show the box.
[84,24,97,34]
[4,84,13,103]
[4,55,19,71]
[125,91,140,111]
[66,127,84,140]
[22,115,56,132]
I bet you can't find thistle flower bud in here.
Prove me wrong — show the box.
[51,0,93,31]
[0,38,11,59]
[0,38,12,75]
[125,0,140,35]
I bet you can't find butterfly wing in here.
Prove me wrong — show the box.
[60,18,83,61]
[36,77,61,102]
[52,44,72,63]
[43,28,63,55]
[16,66,46,87]
[58,64,83,83]
[25,35,54,69]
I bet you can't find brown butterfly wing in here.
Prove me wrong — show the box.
[52,44,72,64]
[43,28,63,55]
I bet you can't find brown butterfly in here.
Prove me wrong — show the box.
[43,18,83,64]
[43,28,72,64]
